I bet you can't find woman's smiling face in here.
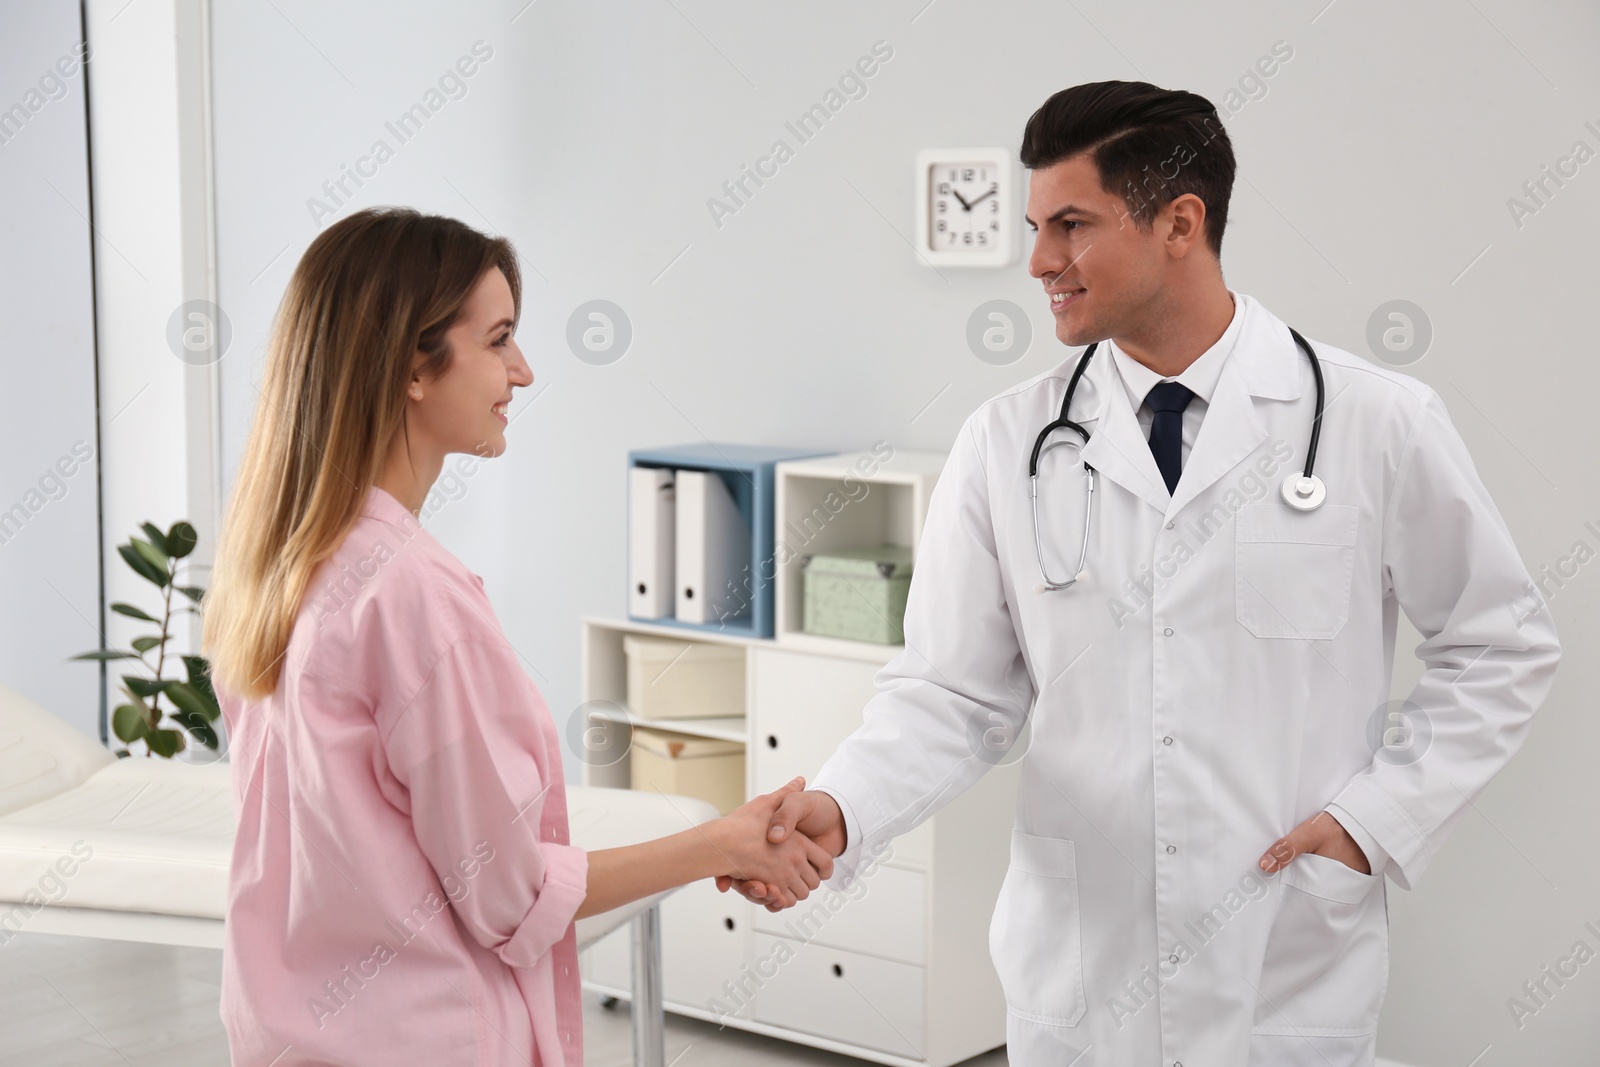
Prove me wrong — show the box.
[410,267,532,460]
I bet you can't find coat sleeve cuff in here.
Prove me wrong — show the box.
[1324,804,1391,878]
[809,770,895,891]
[1325,777,1428,891]
[497,843,589,968]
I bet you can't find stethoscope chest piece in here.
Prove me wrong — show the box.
[1280,472,1326,511]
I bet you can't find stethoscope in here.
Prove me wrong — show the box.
[1029,326,1326,592]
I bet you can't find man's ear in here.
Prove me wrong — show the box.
[1163,193,1209,258]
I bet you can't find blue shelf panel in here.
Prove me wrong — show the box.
[628,443,827,638]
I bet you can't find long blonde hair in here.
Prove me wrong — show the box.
[203,207,521,700]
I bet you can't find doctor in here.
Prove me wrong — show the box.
[718,81,1561,1066]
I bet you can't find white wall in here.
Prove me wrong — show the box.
[205,1,1599,1062]
[0,0,101,737]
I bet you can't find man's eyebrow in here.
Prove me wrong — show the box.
[1024,204,1098,227]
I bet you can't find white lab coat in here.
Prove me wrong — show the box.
[810,292,1560,1067]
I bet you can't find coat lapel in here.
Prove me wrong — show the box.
[1072,295,1307,522]
[1167,296,1305,518]
[1075,347,1172,516]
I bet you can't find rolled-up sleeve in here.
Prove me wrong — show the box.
[377,634,589,968]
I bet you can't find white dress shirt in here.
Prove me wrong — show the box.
[1108,288,1242,474]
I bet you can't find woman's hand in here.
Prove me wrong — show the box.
[707,777,834,909]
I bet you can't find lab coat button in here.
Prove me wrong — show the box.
[1165,520,1175,529]
[1168,953,1180,964]
[1162,735,1174,745]
[1163,627,1174,636]
[1166,844,1177,853]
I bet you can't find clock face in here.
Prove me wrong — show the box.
[928,161,1003,251]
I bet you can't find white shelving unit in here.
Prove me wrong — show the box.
[578,449,1019,1067]
[773,450,947,659]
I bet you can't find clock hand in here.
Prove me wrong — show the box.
[965,189,996,209]
[952,189,972,211]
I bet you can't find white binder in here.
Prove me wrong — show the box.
[675,469,749,625]
[628,467,676,619]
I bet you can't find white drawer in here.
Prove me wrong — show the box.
[752,647,934,869]
[579,879,755,1022]
[754,862,925,965]
[752,648,880,795]
[660,878,754,1017]
[752,935,925,1059]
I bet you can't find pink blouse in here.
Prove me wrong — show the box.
[217,484,587,1066]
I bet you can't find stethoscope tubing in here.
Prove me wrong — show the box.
[1031,327,1326,590]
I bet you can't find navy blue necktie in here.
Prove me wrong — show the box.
[1146,381,1194,494]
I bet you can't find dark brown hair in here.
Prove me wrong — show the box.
[1020,81,1235,258]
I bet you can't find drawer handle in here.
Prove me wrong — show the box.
[832,964,843,978]
[723,917,735,931]
[767,735,778,749]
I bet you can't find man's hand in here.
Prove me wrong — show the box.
[709,778,836,908]
[715,789,846,911]
[1258,810,1371,875]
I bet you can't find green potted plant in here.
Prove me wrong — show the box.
[72,520,221,758]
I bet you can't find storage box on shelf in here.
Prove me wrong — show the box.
[577,601,1019,1066]
[772,449,946,659]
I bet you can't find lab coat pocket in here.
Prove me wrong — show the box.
[1235,503,1359,640]
[987,830,1087,1027]
[1253,851,1389,1037]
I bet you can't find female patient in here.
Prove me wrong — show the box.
[201,207,829,1066]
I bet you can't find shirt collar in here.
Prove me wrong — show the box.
[361,484,420,528]
[1109,289,1243,414]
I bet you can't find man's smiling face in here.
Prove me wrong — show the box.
[1026,152,1170,349]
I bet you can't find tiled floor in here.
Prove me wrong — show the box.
[0,933,1009,1066]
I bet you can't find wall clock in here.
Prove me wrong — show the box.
[914,147,1017,267]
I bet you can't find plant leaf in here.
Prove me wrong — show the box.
[118,543,168,587]
[130,536,169,572]
[165,521,199,559]
[164,681,215,721]
[172,709,219,749]
[110,602,159,623]
[112,704,150,743]
[131,635,164,654]
[139,523,171,556]
[182,656,221,716]
[145,728,185,758]
[70,650,139,661]
[123,675,164,698]
[176,585,206,604]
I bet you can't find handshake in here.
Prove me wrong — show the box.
[704,777,847,912]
